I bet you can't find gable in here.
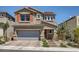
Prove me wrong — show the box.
[15,7,43,15]
[15,8,37,14]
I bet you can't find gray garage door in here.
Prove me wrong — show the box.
[17,30,40,40]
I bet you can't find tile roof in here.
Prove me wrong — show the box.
[43,12,55,16]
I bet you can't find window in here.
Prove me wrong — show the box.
[51,16,53,20]
[21,14,25,21]
[37,14,40,18]
[26,14,30,21]
[45,16,46,20]
[48,16,50,20]
[0,14,3,16]
[20,14,30,21]
[49,30,52,33]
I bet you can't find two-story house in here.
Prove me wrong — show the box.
[12,7,57,40]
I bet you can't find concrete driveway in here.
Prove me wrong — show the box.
[2,40,40,47]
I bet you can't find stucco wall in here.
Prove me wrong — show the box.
[66,17,77,40]
[0,17,8,23]
[0,28,3,36]
[15,11,43,25]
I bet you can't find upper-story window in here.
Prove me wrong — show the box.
[51,16,53,20]
[45,16,46,20]
[38,15,40,18]
[0,14,3,16]
[37,14,41,18]
[48,16,50,20]
[20,14,30,21]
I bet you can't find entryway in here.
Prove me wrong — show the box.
[44,29,54,39]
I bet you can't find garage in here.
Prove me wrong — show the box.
[17,30,40,40]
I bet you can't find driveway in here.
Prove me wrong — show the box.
[2,40,40,47]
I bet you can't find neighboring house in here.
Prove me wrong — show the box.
[58,16,79,40]
[0,12,15,38]
[12,7,57,40]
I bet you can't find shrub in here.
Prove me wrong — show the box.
[73,28,79,43]
[0,36,6,44]
[60,43,67,47]
[67,42,79,48]
[42,39,49,47]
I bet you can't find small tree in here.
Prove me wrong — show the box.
[57,23,66,40]
[73,28,79,43]
[65,30,71,41]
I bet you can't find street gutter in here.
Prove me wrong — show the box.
[0,46,79,52]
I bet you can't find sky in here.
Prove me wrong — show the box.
[0,6,79,24]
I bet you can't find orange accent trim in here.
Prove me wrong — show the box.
[16,14,20,22]
[30,15,33,22]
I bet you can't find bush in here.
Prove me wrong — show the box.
[60,43,67,47]
[0,36,6,44]
[67,42,79,48]
[42,39,49,47]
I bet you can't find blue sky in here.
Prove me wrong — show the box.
[0,6,79,24]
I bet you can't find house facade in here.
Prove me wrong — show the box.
[12,7,57,40]
[58,16,79,41]
[0,12,15,37]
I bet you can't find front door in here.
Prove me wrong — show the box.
[44,29,54,39]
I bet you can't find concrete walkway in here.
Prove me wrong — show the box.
[0,46,79,52]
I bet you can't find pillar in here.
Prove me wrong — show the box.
[40,29,45,40]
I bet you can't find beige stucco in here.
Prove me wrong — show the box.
[13,21,57,40]
[15,11,43,25]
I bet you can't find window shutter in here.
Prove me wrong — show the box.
[16,14,20,22]
[30,15,33,22]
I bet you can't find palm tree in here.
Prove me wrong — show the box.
[0,22,9,40]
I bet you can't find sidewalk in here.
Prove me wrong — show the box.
[0,45,79,52]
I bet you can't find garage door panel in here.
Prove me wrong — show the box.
[17,30,39,39]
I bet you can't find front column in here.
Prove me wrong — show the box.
[53,29,58,40]
[40,30,45,40]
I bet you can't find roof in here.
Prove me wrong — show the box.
[58,16,76,26]
[15,8,34,14]
[12,24,43,27]
[65,16,76,22]
[43,12,55,16]
[41,20,57,27]
[0,12,15,22]
[28,7,43,14]
[15,7,56,16]
[15,7,43,14]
